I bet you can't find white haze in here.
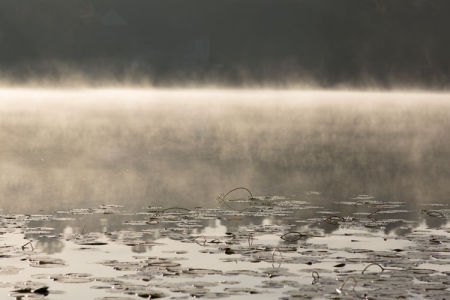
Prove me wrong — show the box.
[0,88,449,213]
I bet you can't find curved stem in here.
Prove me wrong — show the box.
[362,263,384,274]
[222,187,253,200]
[160,207,191,213]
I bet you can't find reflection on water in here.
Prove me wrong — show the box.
[25,198,448,257]
[0,89,449,213]
[10,199,448,299]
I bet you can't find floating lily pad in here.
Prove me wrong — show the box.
[10,282,49,297]
[95,297,136,300]
[28,257,66,268]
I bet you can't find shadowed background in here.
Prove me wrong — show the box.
[0,0,449,87]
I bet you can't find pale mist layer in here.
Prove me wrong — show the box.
[0,89,449,213]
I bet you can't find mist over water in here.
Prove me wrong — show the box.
[1,2,449,297]
[0,89,449,213]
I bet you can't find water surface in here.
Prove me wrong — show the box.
[1,89,449,213]
[0,89,448,299]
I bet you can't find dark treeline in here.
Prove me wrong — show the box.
[0,0,449,87]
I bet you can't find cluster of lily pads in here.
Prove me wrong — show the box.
[0,190,448,299]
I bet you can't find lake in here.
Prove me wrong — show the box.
[0,89,448,299]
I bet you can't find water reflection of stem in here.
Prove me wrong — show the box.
[337,276,357,294]
[271,247,283,269]
[337,277,368,299]
[271,248,282,261]
[271,262,282,270]
[194,236,207,246]
[247,234,254,247]
[311,271,320,285]
[217,193,239,211]
[193,207,201,218]
[367,209,380,220]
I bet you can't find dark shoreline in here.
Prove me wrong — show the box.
[1,0,449,89]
